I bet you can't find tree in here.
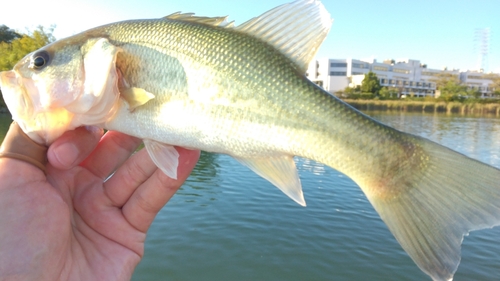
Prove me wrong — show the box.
[360,71,381,95]
[379,87,398,99]
[0,25,21,43]
[0,25,55,109]
[0,25,55,71]
[431,72,460,90]
[484,73,500,97]
[438,79,468,101]
[430,72,474,101]
[493,77,500,97]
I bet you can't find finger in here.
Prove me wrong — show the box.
[103,148,158,207]
[121,147,200,232]
[47,126,104,170]
[80,131,143,179]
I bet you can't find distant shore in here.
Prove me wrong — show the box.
[343,99,500,116]
[2,99,500,116]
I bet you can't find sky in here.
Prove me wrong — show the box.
[2,0,499,73]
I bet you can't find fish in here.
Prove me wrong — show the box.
[1,0,500,280]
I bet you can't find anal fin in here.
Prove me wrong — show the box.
[144,139,179,179]
[235,155,305,206]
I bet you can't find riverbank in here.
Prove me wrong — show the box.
[344,99,500,116]
[2,99,500,116]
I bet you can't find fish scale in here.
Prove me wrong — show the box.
[104,20,327,151]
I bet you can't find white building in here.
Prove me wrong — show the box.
[305,58,365,93]
[460,71,498,97]
[306,58,497,98]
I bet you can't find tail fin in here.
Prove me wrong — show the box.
[359,135,500,281]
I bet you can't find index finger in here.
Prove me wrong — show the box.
[121,147,200,232]
[80,131,143,179]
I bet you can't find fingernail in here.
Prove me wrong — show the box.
[53,143,79,167]
[85,125,102,134]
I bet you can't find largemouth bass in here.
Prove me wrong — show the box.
[1,1,500,280]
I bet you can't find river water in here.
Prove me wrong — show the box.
[1,112,500,280]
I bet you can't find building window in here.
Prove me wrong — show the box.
[330,62,347,68]
[467,75,483,80]
[352,72,365,75]
[373,66,389,71]
[422,71,438,76]
[393,68,410,74]
[330,71,347,76]
[352,63,366,69]
[394,76,408,80]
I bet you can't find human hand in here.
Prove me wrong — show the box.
[0,126,200,281]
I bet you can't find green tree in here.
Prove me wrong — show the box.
[430,72,478,101]
[467,88,482,99]
[439,79,468,101]
[0,25,21,43]
[484,73,500,97]
[431,72,460,90]
[379,86,398,99]
[494,77,500,97]
[340,85,361,99]
[360,71,381,95]
[0,25,55,109]
[0,25,55,71]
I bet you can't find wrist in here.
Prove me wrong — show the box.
[0,122,48,173]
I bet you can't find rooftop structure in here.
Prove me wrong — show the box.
[306,58,498,98]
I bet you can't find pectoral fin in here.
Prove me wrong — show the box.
[144,139,179,179]
[121,87,155,111]
[235,155,305,206]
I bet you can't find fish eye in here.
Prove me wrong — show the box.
[30,51,50,70]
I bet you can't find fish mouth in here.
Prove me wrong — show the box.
[0,71,21,114]
[0,71,18,95]
[0,71,45,144]
[0,70,77,145]
[1,70,27,111]
[0,70,34,127]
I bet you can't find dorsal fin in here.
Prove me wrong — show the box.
[235,0,332,73]
[164,12,234,28]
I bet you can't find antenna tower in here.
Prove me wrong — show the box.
[474,28,490,72]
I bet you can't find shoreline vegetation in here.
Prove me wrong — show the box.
[2,99,500,116]
[337,71,500,116]
[343,98,500,116]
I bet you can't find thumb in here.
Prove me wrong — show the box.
[48,126,103,170]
